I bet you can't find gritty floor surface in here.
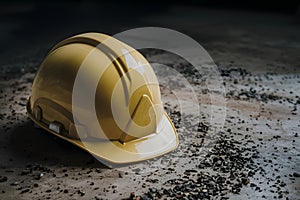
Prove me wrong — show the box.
[0,4,300,200]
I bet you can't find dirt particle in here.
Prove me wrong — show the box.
[0,176,7,182]
[293,172,300,177]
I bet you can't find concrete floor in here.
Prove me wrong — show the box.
[0,3,299,200]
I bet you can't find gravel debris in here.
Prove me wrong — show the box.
[1,28,299,200]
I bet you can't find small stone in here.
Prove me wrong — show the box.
[118,172,123,178]
[250,183,256,187]
[293,172,300,177]
[11,182,19,186]
[129,192,135,199]
[136,196,141,200]
[149,188,157,193]
[241,177,250,185]
[95,196,101,200]
[77,190,85,196]
[0,176,7,182]
[20,189,30,194]
[35,173,44,180]
[20,169,30,176]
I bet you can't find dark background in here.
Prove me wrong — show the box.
[0,0,299,80]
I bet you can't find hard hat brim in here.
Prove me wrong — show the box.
[27,103,178,165]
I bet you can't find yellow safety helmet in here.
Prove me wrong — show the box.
[26,32,178,164]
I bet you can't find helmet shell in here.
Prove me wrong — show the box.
[27,33,178,164]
